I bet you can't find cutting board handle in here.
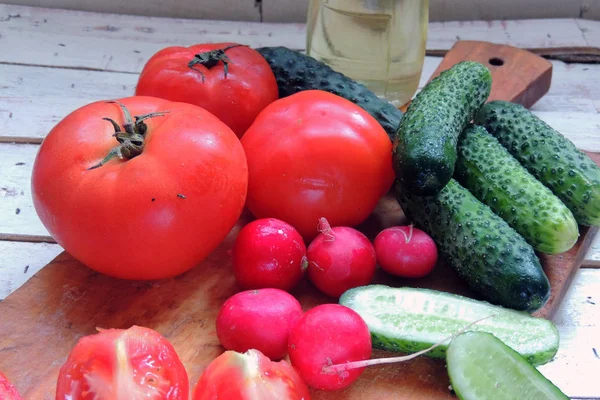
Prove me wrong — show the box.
[427,40,553,108]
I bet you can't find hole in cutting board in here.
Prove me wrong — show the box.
[489,57,504,66]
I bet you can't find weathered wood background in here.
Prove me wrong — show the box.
[1,0,600,22]
[0,3,599,398]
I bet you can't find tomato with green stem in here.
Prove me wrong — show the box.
[32,96,248,280]
[136,43,278,137]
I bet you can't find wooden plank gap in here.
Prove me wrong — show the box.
[426,47,600,64]
[0,233,56,244]
[0,136,43,144]
[0,61,139,75]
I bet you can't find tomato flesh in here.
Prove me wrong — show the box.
[193,349,310,400]
[56,326,189,400]
[0,372,22,400]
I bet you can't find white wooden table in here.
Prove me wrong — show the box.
[0,4,599,398]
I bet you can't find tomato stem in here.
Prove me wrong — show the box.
[320,314,495,374]
[188,44,245,83]
[88,102,169,170]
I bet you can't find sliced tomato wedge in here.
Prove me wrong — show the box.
[0,372,23,400]
[193,349,310,400]
[56,326,188,400]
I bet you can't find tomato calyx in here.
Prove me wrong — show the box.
[89,101,168,170]
[187,44,245,83]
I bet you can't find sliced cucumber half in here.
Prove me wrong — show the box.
[447,331,568,400]
[339,285,558,365]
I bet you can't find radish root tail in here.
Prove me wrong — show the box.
[321,314,496,374]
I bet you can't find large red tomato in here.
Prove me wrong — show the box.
[193,349,310,400]
[56,326,189,400]
[241,90,395,239]
[135,43,278,137]
[32,97,248,280]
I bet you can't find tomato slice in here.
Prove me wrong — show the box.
[56,326,188,400]
[0,372,23,400]
[193,349,310,400]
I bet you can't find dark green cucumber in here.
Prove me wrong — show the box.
[447,331,568,400]
[339,285,558,365]
[396,179,550,312]
[255,46,402,140]
[455,124,579,254]
[475,100,600,226]
[393,61,492,195]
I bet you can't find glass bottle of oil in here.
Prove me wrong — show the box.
[306,0,429,107]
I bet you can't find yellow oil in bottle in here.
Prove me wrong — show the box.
[306,0,428,107]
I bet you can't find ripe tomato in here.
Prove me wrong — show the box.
[193,349,310,400]
[136,43,278,137]
[241,90,394,240]
[0,372,22,400]
[232,218,307,291]
[32,97,248,280]
[56,326,189,400]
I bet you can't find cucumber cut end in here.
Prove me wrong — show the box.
[447,331,568,400]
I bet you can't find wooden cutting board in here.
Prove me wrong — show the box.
[1,41,598,399]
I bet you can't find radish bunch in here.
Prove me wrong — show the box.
[208,216,441,397]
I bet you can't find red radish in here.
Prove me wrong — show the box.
[233,218,307,291]
[193,349,311,400]
[319,315,494,376]
[374,225,438,278]
[216,288,303,360]
[287,304,372,391]
[306,218,376,298]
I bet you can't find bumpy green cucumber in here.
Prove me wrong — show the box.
[475,100,600,226]
[396,179,550,312]
[339,285,558,365]
[393,61,492,195]
[455,124,579,254]
[447,331,568,400]
[255,46,402,140]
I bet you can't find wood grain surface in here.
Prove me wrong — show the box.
[0,41,598,399]
[429,41,553,108]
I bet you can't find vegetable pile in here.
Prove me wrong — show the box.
[18,41,600,399]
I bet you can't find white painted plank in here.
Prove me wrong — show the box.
[0,5,599,74]
[0,63,136,138]
[538,325,600,398]
[4,0,600,23]
[0,143,46,236]
[0,241,62,300]
[0,4,305,73]
[554,268,600,327]
[585,234,600,266]
[1,58,600,139]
